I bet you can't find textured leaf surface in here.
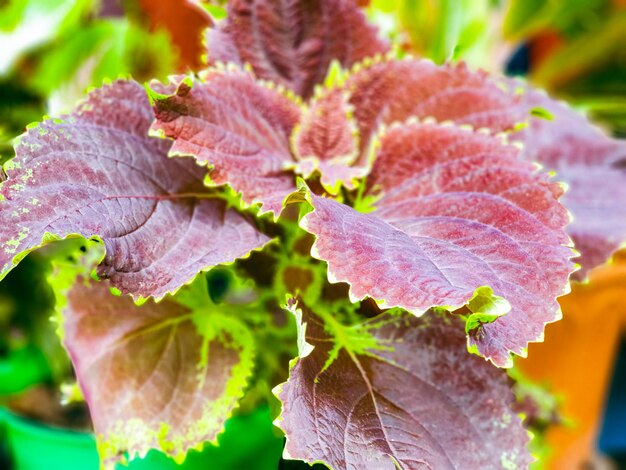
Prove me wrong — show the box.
[293,89,357,162]
[342,59,527,160]
[61,274,254,468]
[292,88,366,192]
[206,0,389,99]
[0,80,269,299]
[277,303,531,469]
[302,122,574,366]
[335,58,626,275]
[151,70,302,217]
[511,85,626,277]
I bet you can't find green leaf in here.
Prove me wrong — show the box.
[0,0,93,75]
[368,0,492,64]
[530,106,555,121]
[465,286,511,336]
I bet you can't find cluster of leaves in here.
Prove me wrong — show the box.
[1,0,626,468]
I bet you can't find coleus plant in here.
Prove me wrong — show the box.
[1,0,625,468]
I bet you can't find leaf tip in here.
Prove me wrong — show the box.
[283,179,311,207]
[530,107,554,121]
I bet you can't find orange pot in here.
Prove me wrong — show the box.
[519,252,626,468]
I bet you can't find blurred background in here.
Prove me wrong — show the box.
[0,0,625,469]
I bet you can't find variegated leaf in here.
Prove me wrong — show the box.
[61,273,255,468]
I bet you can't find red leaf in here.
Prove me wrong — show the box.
[294,89,358,164]
[0,80,269,299]
[151,69,302,217]
[292,88,366,192]
[301,122,574,366]
[206,0,389,99]
[277,302,531,469]
[343,59,526,160]
[62,275,254,466]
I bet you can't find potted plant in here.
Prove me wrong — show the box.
[1,2,285,468]
[1,1,625,469]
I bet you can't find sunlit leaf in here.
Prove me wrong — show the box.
[0,0,91,74]
[0,80,270,299]
[300,121,574,366]
[150,69,302,217]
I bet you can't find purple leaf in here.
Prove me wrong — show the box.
[343,59,527,160]
[555,165,626,277]
[301,122,574,366]
[293,89,358,164]
[277,302,531,469]
[336,58,626,275]
[62,275,254,467]
[206,0,389,99]
[150,69,302,217]
[292,88,366,192]
[0,80,269,299]
[511,84,626,277]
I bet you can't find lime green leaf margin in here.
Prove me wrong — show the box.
[50,247,256,469]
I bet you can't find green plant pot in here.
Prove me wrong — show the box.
[0,405,284,470]
[0,345,50,396]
